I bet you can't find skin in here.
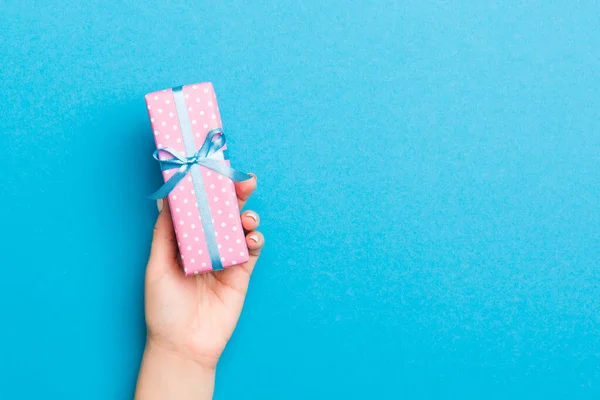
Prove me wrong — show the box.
[135,176,264,399]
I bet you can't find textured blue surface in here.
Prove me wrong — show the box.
[1,1,599,398]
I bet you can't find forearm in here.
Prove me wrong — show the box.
[135,341,215,400]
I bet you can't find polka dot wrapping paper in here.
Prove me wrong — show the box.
[145,83,249,275]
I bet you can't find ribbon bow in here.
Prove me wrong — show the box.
[149,128,251,199]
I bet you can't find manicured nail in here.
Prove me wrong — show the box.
[157,199,163,212]
[248,173,257,182]
[248,234,260,243]
[245,211,258,222]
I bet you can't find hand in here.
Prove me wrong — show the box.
[135,176,264,399]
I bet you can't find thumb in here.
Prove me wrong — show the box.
[148,199,179,268]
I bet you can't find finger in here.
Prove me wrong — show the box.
[148,198,178,268]
[212,230,264,292]
[241,210,260,232]
[240,231,264,275]
[235,173,257,209]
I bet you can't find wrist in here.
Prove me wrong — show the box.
[145,339,217,375]
[145,335,220,371]
[135,339,215,399]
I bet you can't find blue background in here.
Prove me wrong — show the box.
[1,0,599,398]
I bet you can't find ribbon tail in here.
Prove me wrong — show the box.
[197,159,252,182]
[148,165,191,199]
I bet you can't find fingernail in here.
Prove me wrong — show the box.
[245,211,258,222]
[248,234,259,243]
[157,199,163,212]
[248,173,257,182]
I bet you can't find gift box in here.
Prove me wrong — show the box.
[145,83,250,275]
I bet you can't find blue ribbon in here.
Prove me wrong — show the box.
[148,128,251,199]
[149,87,251,271]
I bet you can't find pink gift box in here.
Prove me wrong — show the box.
[145,83,249,275]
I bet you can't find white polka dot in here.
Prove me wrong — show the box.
[175,208,181,212]
[217,209,222,214]
[185,94,190,99]
[187,177,192,182]
[191,224,196,229]
[176,138,181,143]
[210,184,215,189]
[188,107,193,111]
[212,218,215,223]
[195,132,200,137]
[225,235,230,240]
[187,245,192,251]
[232,226,238,231]
[148,105,152,109]
[200,110,204,115]
[221,257,225,262]
[168,112,174,117]
[165,134,170,139]
[221,188,226,193]
[191,190,195,194]
[215,232,218,236]
[236,239,241,244]
[158,109,163,113]
[154,130,159,135]
[173,125,178,130]
[192,85,197,89]
[211,114,216,119]
[225,201,230,206]
[191,258,195,263]
[183,233,188,238]
[154,96,159,100]
[179,185,185,191]
[184,198,189,203]
[187,211,192,216]
[194,237,199,242]
[173,195,177,200]
[228,214,233,218]
[161,122,166,126]
[203,124,208,128]
[221,222,226,227]
[214,197,219,202]
[194,271,198,275]
[240,252,245,256]
[218,175,223,180]
[183,267,187,272]
[180,221,184,225]
[232,261,237,265]
[192,120,197,125]
[202,262,206,267]
[228,248,233,252]
[151,118,155,122]
[208,101,213,106]
[198,249,203,254]
[206,171,212,176]
[204,88,208,93]
[218,244,222,249]
[196,98,201,103]
[166,99,171,104]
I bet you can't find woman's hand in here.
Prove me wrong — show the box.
[135,176,263,399]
